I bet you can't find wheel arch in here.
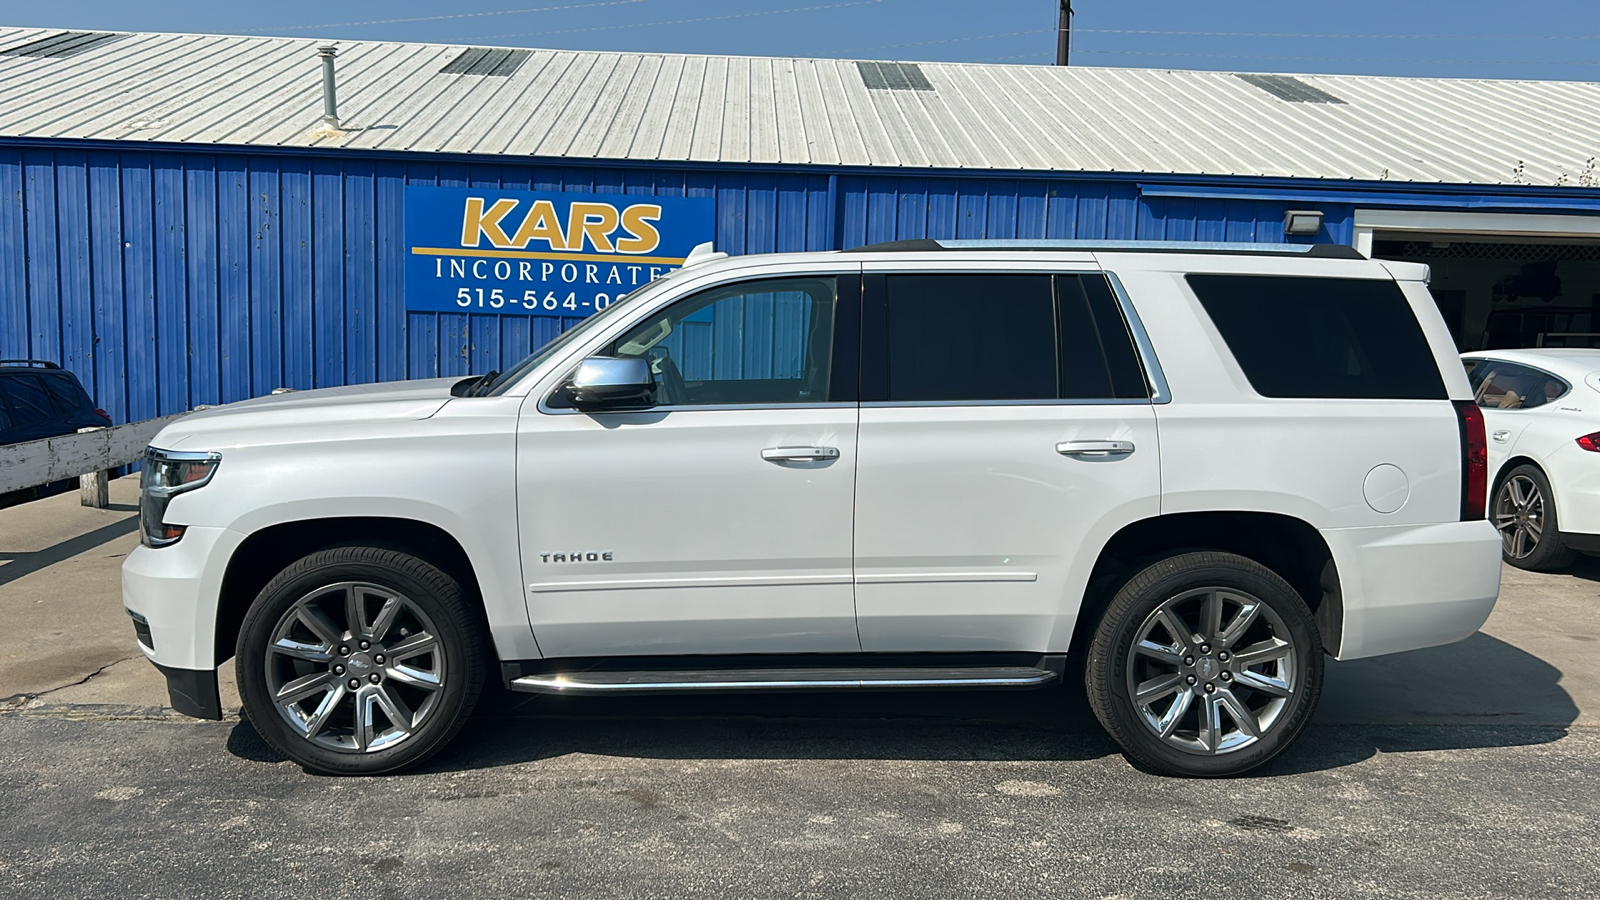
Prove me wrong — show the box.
[1492,454,1560,532]
[215,517,491,668]
[1073,511,1343,657]
[1488,455,1579,569]
[1493,455,1544,495]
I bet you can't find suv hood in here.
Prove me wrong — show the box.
[151,377,463,450]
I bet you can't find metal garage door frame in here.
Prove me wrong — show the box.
[1354,209,1600,257]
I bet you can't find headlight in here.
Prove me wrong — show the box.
[140,448,221,547]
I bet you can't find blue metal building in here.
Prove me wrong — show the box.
[3,27,1600,425]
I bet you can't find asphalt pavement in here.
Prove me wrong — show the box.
[2,479,1598,898]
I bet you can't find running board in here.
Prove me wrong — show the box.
[508,665,1058,695]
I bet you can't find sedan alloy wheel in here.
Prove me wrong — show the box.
[1494,474,1546,561]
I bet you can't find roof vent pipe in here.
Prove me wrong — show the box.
[317,45,339,129]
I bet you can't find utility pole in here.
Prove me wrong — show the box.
[1055,0,1073,66]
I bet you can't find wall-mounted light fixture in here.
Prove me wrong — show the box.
[1283,210,1324,236]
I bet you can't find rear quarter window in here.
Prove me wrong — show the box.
[0,375,59,427]
[42,373,92,412]
[1186,274,1447,400]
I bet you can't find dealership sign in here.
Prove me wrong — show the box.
[404,186,715,317]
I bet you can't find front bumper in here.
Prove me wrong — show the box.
[121,525,244,719]
[153,662,224,720]
[1324,519,1502,660]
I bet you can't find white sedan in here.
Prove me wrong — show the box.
[1462,348,1600,570]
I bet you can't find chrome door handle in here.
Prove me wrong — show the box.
[1492,430,1511,443]
[1056,440,1135,458]
[761,446,840,462]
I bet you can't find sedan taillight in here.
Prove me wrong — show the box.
[1578,432,1600,453]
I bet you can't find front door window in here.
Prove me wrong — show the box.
[607,277,840,407]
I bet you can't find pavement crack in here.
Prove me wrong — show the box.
[3,655,143,708]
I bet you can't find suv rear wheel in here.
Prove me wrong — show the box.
[236,546,486,775]
[1085,552,1323,777]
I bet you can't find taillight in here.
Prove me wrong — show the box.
[1454,400,1487,521]
[1579,432,1600,452]
[94,408,111,423]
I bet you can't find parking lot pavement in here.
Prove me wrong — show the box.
[0,477,242,712]
[2,712,1597,899]
[2,483,1598,897]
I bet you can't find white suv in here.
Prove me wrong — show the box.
[123,240,1502,777]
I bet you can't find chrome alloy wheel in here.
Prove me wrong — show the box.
[1493,475,1546,561]
[265,582,446,754]
[1125,587,1298,756]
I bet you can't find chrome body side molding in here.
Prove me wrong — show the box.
[509,665,1059,695]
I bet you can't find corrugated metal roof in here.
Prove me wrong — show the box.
[1,25,1598,186]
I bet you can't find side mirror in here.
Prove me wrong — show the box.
[562,356,655,410]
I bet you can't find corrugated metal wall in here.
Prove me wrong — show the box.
[0,143,1357,423]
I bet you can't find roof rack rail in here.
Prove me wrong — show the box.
[851,239,1364,260]
[0,359,62,369]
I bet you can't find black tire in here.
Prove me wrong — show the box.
[1085,551,1323,777]
[236,546,486,775]
[1494,464,1578,571]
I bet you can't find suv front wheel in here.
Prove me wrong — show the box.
[1085,552,1323,777]
[237,546,486,775]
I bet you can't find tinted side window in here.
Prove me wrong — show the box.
[1186,275,1447,400]
[42,373,91,412]
[1059,275,1148,400]
[606,276,839,406]
[885,274,1056,402]
[2,375,58,427]
[1472,361,1568,410]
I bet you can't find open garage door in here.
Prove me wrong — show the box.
[1354,211,1600,352]
[1372,237,1600,351]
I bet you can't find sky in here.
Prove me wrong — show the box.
[6,0,1599,81]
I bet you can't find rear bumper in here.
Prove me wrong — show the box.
[1323,520,1502,660]
[1560,532,1600,555]
[1551,455,1600,536]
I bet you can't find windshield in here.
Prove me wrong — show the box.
[482,269,688,397]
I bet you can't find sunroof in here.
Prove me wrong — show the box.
[441,47,532,77]
[1236,73,1345,105]
[857,61,934,92]
[0,32,124,59]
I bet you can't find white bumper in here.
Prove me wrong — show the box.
[121,526,245,670]
[1554,457,1600,538]
[1324,519,1502,660]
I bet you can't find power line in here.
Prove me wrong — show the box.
[833,29,1053,53]
[477,0,882,39]
[828,25,1600,58]
[973,52,1056,62]
[1073,27,1600,41]
[243,0,648,34]
[1072,48,1600,65]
